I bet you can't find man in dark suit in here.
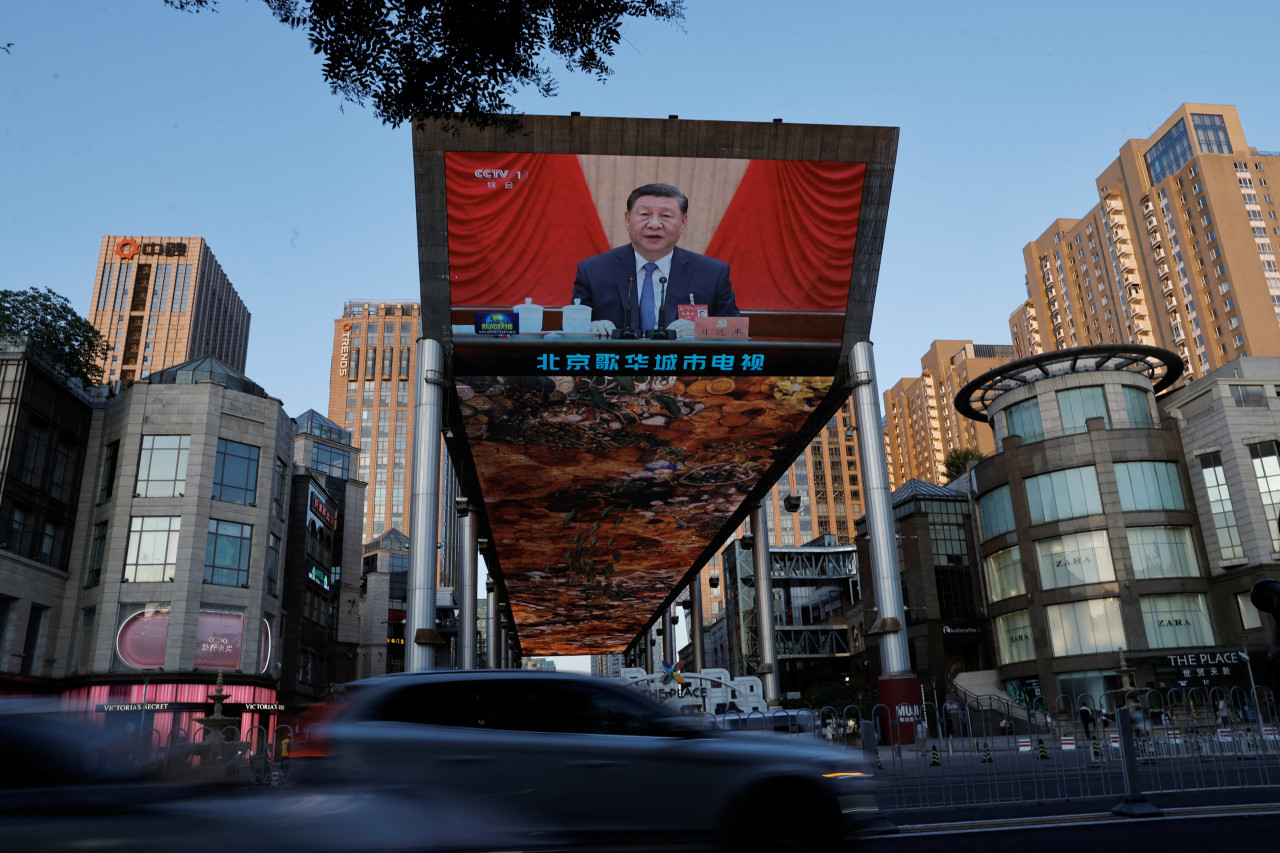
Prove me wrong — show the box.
[572,183,740,337]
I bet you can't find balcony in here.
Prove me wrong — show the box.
[1146,217,1159,232]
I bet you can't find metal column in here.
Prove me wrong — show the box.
[851,341,921,741]
[457,501,478,669]
[407,338,444,672]
[690,576,704,672]
[485,580,497,669]
[850,341,910,674]
[750,504,780,706]
[662,610,675,664]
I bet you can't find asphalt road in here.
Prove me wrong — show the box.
[867,808,1280,853]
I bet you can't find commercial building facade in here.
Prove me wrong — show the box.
[852,479,989,703]
[89,236,250,382]
[1011,105,1280,384]
[955,346,1256,703]
[1159,356,1280,652]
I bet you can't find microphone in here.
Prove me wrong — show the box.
[646,275,676,340]
[611,275,639,339]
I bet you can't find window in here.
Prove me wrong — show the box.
[1115,461,1185,511]
[1122,386,1155,427]
[86,522,108,588]
[994,610,1035,665]
[1199,453,1244,560]
[19,604,48,676]
[1035,529,1114,589]
[1145,119,1193,185]
[204,520,252,587]
[75,607,95,674]
[136,435,190,498]
[1024,466,1103,524]
[1003,398,1044,443]
[4,505,30,555]
[983,546,1025,602]
[1231,385,1265,407]
[212,439,259,505]
[124,516,181,582]
[977,485,1015,541]
[1249,441,1280,551]
[266,533,280,596]
[1046,598,1126,656]
[1192,113,1232,155]
[397,381,409,408]
[1238,592,1263,631]
[1128,526,1200,579]
[1141,593,1213,648]
[1057,386,1109,433]
[17,419,50,487]
[311,444,350,478]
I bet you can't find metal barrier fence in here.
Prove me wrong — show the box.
[836,685,1280,812]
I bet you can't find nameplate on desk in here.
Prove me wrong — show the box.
[695,317,749,339]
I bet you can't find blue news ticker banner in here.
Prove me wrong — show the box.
[533,351,766,373]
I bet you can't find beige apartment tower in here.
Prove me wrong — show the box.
[883,340,1012,489]
[1012,104,1280,382]
[89,236,250,383]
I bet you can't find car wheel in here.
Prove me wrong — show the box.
[727,782,841,853]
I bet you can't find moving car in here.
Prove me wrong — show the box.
[291,670,882,851]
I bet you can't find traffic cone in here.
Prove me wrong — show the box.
[874,747,883,770]
[981,742,993,763]
[930,745,941,767]
[1091,738,1101,763]
[1038,738,1050,760]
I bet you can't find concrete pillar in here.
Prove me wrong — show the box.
[750,504,780,705]
[407,338,444,671]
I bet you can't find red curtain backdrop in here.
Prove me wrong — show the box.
[445,152,611,309]
[704,160,864,312]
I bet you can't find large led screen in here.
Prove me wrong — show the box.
[420,116,894,656]
[457,373,833,654]
[446,152,863,351]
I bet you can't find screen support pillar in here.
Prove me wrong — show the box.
[851,341,922,742]
[750,503,780,706]
[407,337,444,672]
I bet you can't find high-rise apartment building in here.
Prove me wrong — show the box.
[326,301,421,543]
[89,236,250,382]
[1011,104,1280,383]
[883,340,1012,489]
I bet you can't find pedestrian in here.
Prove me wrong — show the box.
[1046,710,1056,736]
[1217,698,1231,728]
[1079,702,1095,739]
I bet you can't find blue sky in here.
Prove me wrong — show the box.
[5,2,1280,419]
